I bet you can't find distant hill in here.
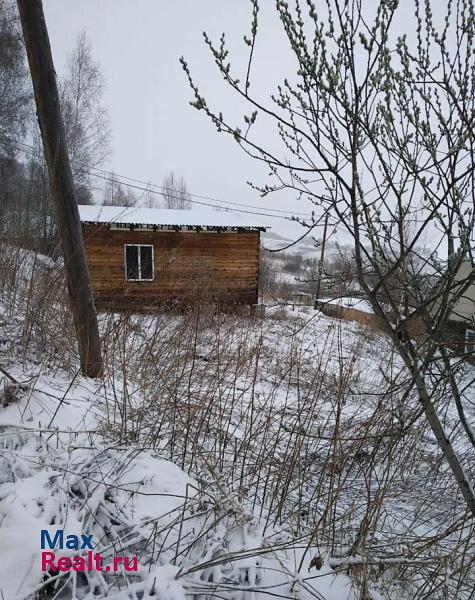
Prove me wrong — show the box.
[262,230,345,260]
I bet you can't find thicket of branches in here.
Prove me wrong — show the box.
[181,0,475,517]
[1,246,474,598]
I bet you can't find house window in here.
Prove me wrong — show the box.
[466,329,475,354]
[124,244,154,281]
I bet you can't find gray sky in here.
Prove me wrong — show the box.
[43,0,308,239]
[42,1,431,249]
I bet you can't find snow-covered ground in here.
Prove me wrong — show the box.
[0,252,474,599]
[0,310,361,597]
[318,296,374,314]
[0,363,195,599]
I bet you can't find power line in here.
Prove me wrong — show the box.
[1,135,317,221]
[89,165,314,217]
[92,171,297,221]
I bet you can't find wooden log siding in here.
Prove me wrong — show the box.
[82,224,260,308]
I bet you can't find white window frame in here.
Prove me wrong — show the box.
[124,244,154,281]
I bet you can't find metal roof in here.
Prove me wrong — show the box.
[78,205,268,231]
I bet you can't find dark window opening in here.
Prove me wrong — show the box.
[125,244,154,281]
[466,329,475,354]
[140,245,153,280]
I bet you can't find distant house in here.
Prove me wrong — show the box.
[394,261,475,354]
[438,261,475,352]
[78,205,267,310]
[314,266,475,355]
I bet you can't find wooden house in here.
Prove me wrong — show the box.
[436,261,475,353]
[78,205,267,310]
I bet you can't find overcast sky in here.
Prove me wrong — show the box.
[42,1,311,239]
[42,1,429,246]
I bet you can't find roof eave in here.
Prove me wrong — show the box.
[81,220,267,232]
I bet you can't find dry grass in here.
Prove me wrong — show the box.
[1,242,474,599]
[94,305,475,599]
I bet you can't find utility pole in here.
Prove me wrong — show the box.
[17,0,103,377]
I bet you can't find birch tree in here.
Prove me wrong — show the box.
[60,31,111,190]
[0,0,30,153]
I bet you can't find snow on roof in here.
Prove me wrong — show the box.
[78,204,268,231]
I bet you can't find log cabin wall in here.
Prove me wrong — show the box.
[82,223,260,309]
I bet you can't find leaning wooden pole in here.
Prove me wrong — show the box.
[17,0,103,377]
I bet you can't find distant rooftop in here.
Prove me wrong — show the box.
[78,205,268,231]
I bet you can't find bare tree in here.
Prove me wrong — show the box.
[102,172,137,207]
[60,31,111,190]
[160,171,192,209]
[0,0,30,153]
[182,0,475,515]
[142,181,155,209]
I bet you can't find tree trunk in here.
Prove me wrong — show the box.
[17,0,103,378]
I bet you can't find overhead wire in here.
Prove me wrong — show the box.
[0,134,321,223]
[89,165,313,217]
